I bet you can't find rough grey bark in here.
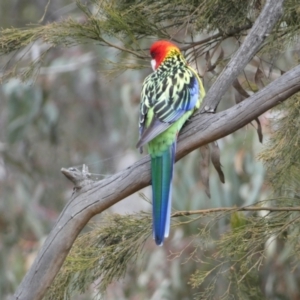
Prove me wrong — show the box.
[200,0,285,113]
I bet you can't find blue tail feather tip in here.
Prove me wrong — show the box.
[155,235,164,246]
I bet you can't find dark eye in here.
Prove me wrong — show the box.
[150,51,156,58]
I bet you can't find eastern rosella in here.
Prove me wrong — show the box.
[136,40,205,246]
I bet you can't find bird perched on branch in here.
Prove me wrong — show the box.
[137,40,205,245]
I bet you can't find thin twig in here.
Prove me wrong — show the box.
[180,23,253,51]
[172,206,300,217]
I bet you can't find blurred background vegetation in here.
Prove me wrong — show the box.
[1,0,300,299]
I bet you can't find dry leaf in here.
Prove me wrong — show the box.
[232,78,250,98]
[210,142,225,183]
[254,117,263,143]
[254,67,265,90]
[199,145,211,198]
[234,89,245,104]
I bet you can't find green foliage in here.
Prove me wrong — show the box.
[1,0,300,80]
[45,200,300,299]
[45,213,151,299]
[3,79,58,143]
[90,0,250,39]
[190,202,300,299]
[230,211,248,230]
[259,94,300,196]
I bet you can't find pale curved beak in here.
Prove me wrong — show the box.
[151,59,156,71]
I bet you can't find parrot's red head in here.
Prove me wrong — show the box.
[149,40,181,71]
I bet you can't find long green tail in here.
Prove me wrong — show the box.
[151,142,176,246]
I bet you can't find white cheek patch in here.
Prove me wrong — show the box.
[151,59,156,71]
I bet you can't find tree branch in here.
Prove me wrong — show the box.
[200,0,285,113]
[13,61,300,300]
[172,206,300,217]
